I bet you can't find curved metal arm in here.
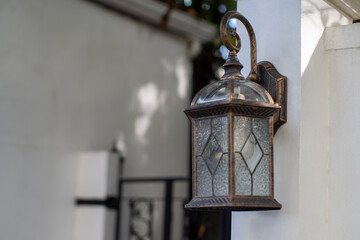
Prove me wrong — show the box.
[220,11,259,82]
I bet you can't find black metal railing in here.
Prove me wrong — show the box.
[76,152,190,240]
[118,177,190,240]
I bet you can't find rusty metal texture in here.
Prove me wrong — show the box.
[220,11,259,82]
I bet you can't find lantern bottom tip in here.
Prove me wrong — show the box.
[185,196,281,212]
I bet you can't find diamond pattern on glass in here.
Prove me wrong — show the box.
[195,119,211,156]
[196,156,213,197]
[241,133,263,173]
[252,118,270,154]
[234,116,251,152]
[213,154,229,196]
[233,117,271,196]
[235,153,251,195]
[253,155,270,196]
[195,117,229,197]
[212,117,228,151]
[202,135,223,174]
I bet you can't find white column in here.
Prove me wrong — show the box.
[234,1,360,240]
[326,23,360,240]
[74,151,118,240]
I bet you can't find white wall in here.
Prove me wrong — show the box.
[300,33,329,240]
[300,22,360,240]
[326,23,360,240]
[234,1,360,240]
[233,0,301,239]
[0,0,191,239]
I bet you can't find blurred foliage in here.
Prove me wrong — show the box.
[159,0,237,24]
[159,0,237,63]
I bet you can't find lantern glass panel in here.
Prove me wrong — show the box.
[235,153,252,195]
[213,154,229,196]
[194,79,273,105]
[196,156,212,197]
[253,155,270,196]
[196,81,228,104]
[234,116,270,196]
[252,118,270,154]
[233,81,272,102]
[195,119,211,156]
[195,117,229,197]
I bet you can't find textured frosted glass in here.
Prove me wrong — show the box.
[241,134,263,173]
[235,153,251,195]
[212,117,228,152]
[234,116,251,152]
[195,117,229,197]
[196,156,212,197]
[253,155,270,196]
[252,118,270,154]
[196,81,228,104]
[195,119,211,156]
[214,154,229,196]
[202,135,223,174]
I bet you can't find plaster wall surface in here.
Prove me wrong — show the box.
[233,0,301,239]
[299,17,360,240]
[0,0,190,239]
[326,23,360,240]
[234,1,360,239]
[299,17,360,239]
[299,34,329,240]
[300,22,360,240]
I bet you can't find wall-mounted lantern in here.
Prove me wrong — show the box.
[184,11,287,211]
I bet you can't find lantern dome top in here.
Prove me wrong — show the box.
[191,79,274,106]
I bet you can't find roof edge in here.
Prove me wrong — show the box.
[89,0,216,42]
[324,0,360,21]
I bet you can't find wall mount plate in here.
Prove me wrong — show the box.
[258,61,287,133]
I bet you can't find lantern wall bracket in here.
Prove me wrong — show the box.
[257,61,287,132]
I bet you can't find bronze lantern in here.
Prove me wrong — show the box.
[184,11,287,211]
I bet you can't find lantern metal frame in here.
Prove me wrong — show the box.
[184,11,287,211]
